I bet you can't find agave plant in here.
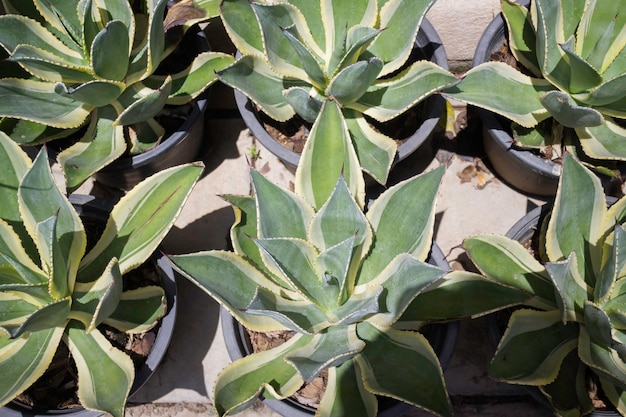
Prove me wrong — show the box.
[464,154,626,416]
[0,0,233,191]
[444,0,626,166]
[0,131,202,416]
[168,160,535,417]
[217,0,458,208]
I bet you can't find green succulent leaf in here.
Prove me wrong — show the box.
[219,0,265,56]
[281,25,326,88]
[245,286,331,333]
[602,377,626,417]
[115,76,172,126]
[463,235,556,308]
[222,195,265,268]
[58,107,126,192]
[251,2,311,80]
[91,20,130,82]
[251,168,315,241]
[581,73,626,108]
[579,326,626,392]
[363,254,444,328]
[489,309,579,385]
[322,0,377,76]
[285,325,365,382]
[356,322,452,417]
[501,0,541,76]
[546,154,607,281]
[253,237,323,305]
[442,62,553,128]
[0,292,38,331]
[540,90,603,128]
[0,133,32,237]
[217,55,303,122]
[400,271,531,324]
[104,285,165,333]
[213,332,308,416]
[318,360,377,417]
[316,237,358,308]
[583,301,614,347]
[6,297,70,338]
[169,251,290,332]
[577,117,626,160]
[337,26,381,73]
[327,58,383,105]
[164,51,235,105]
[540,350,594,417]
[78,163,203,280]
[559,37,602,94]
[0,78,91,129]
[54,80,125,108]
[282,86,323,123]
[295,99,365,210]
[575,0,626,73]
[534,0,571,90]
[19,149,86,298]
[355,60,457,123]
[65,323,134,417]
[546,254,589,324]
[342,108,397,184]
[309,173,370,252]
[0,15,85,67]
[366,0,435,77]
[595,224,626,303]
[71,258,123,333]
[9,45,93,83]
[0,327,64,408]
[359,166,444,284]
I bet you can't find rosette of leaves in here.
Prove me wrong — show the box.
[168,163,532,417]
[0,0,233,191]
[463,154,626,416]
[444,0,626,166]
[217,0,458,204]
[0,131,203,417]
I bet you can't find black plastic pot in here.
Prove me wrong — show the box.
[0,195,177,417]
[220,242,459,417]
[93,27,210,191]
[235,17,448,175]
[472,0,560,197]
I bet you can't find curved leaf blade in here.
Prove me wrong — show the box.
[0,327,64,408]
[78,163,203,279]
[65,324,134,417]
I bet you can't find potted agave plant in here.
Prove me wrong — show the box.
[0,0,233,191]
[0,131,203,416]
[217,0,458,196]
[463,154,626,416]
[167,150,534,417]
[443,0,626,196]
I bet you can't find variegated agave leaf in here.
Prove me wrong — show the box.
[0,0,233,191]
[465,154,626,416]
[0,133,202,416]
[443,0,626,164]
[218,0,457,192]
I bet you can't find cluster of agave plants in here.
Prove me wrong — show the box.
[1,0,626,416]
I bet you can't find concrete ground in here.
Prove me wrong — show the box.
[80,1,560,416]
